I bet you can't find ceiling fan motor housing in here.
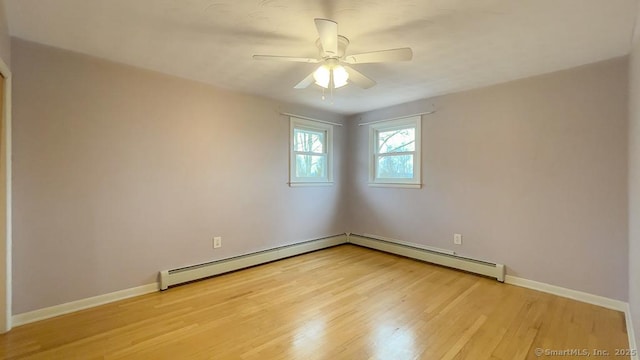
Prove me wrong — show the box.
[316,35,350,59]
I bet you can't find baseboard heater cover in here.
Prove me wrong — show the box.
[347,234,505,282]
[159,234,348,290]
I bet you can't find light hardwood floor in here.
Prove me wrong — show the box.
[0,245,631,359]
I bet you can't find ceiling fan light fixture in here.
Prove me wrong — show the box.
[332,65,349,88]
[313,65,330,88]
[313,64,349,89]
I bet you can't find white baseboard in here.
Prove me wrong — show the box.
[504,275,626,311]
[13,234,349,327]
[12,283,159,327]
[626,304,639,360]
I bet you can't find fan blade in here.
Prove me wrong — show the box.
[253,55,320,63]
[314,18,338,57]
[344,48,413,64]
[344,65,376,89]
[294,72,316,89]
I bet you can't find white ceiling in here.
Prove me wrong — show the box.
[4,0,638,115]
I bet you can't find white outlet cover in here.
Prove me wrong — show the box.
[454,234,462,245]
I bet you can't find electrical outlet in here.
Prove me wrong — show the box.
[213,236,222,249]
[454,233,462,245]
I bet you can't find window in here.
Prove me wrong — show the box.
[290,117,333,186]
[369,116,421,188]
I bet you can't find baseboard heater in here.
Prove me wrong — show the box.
[159,234,348,290]
[347,233,505,282]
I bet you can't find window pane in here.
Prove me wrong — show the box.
[294,129,324,153]
[295,154,326,178]
[378,128,415,154]
[376,155,414,179]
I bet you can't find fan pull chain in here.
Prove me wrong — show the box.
[330,84,334,104]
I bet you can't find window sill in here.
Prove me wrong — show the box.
[368,183,421,189]
[289,182,334,187]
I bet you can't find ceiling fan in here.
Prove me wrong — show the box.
[253,18,413,91]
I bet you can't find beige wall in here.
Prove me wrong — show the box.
[0,0,9,66]
[346,58,629,300]
[11,39,348,313]
[629,37,640,346]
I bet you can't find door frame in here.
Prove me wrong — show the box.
[0,56,12,333]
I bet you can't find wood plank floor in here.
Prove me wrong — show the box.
[0,244,630,359]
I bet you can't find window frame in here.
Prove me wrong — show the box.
[289,117,334,186]
[369,116,421,188]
